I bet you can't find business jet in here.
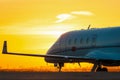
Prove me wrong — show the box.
[2,26,120,72]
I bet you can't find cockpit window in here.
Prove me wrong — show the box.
[60,33,67,38]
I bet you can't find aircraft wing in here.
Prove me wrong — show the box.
[2,41,120,62]
[2,41,67,58]
[2,41,95,61]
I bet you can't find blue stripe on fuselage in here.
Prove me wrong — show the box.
[47,45,120,55]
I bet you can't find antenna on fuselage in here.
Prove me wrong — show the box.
[88,24,91,30]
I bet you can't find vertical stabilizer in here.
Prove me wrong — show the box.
[2,41,7,53]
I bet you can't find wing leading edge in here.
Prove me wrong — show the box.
[3,41,120,61]
[2,41,120,64]
[2,41,95,62]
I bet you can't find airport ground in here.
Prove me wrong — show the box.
[0,72,120,80]
[0,66,120,72]
[0,66,120,80]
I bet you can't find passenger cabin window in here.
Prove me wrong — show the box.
[80,38,83,44]
[93,37,96,43]
[68,39,71,45]
[92,38,95,43]
[86,37,89,44]
[74,38,77,44]
[92,34,97,46]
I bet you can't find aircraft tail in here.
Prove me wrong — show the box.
[2,41,7,53]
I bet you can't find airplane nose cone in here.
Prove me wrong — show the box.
[44,48,52,63]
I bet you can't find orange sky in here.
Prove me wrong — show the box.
[0,0,120,71]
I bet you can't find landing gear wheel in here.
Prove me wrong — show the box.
[96,67,108,72]
[96,66,102,72]
[58,63,64,72]
[101,68,108,72]
[58,66,62,72]
[91,61,108,72]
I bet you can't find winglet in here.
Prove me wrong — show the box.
[2,41,7,53]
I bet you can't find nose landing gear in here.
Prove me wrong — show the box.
[54,63,64,72]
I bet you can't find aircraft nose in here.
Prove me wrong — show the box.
[46,48,52,55]
[44,49,53,63]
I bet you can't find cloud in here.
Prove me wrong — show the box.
[71,11,94,16]
[55,11,94,23]
[55,14,74,23]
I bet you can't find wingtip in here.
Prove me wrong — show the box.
[2,41,7,54]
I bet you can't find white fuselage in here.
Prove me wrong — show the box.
[45,27,120,66]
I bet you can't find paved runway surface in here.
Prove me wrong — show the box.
[0,72,120,80]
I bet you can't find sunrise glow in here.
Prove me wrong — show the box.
[0,0,120,72]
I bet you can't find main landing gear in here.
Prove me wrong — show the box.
[96,67,108,72]
[54,63,64,72]
[54,62,108,72]
[91,62,108,72]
